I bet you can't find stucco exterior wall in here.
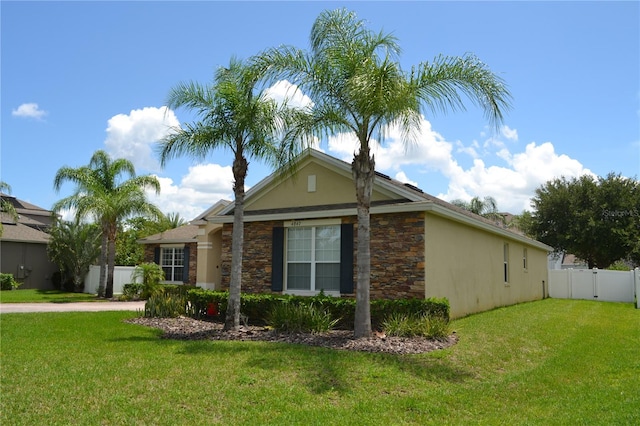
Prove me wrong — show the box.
[424,213,548,319]
[196,223,223,290]
[245,161,396,212]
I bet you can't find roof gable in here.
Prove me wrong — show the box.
[218,149,425,217]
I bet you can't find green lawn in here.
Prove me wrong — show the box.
[0,289,100,303]
[1,299,638,425]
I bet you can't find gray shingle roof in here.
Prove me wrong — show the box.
[138,224,199,244]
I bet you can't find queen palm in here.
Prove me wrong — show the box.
[451,196,504,224]
[255,8,512,337]
[53,150,161,298]
[158,57,307,331]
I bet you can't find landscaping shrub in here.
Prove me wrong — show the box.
[132,262,165,299]
[119,283,143,301]
[267,302,339,333]
[382,312,450,338]
[0,273,20,291]
[144,290,187,318]
[145,287,450,333]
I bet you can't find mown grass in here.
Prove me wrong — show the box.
[1,299,638,425]
[0,289,100,303]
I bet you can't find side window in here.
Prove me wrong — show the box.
[503,243,510,284]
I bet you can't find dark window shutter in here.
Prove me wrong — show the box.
[271,227,284,291]
[182,246,190,283]
[340,223,354,294]
[154,247,160,264]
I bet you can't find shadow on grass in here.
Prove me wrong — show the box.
[121,324,473,395]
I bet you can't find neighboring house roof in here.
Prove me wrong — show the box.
[0,220,51,243]
[1,194,54,242]
[561,254,587,268]
[210,149,552,251]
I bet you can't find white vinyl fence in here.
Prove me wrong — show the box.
[549,268,639,307]
[84,265,140,295]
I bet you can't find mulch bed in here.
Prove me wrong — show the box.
[126,316,458,355]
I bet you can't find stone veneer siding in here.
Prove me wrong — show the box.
[219,211,425,299]
[143,242,198,286]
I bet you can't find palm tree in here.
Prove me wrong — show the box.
[0,181,18,237]
[451,196,504,224]
[158,57,306,331]
[163,212,187,229]
[47,217,102,292]
[53,150,161,298]
[254,8,511,337]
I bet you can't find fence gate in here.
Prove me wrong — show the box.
[549,268,637,304]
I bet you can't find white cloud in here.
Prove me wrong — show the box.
[501,125,518,141]
[264,80,313,109]
[394,171,417,186]
[145,165,234,221]
[438,141,594,213]
[12,103,47,119]
[104,106,179,172]
[324,117,593,214]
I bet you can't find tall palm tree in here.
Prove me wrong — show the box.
[451,196,505,224]
[53,150,161,298]
[254,8,511,337]
[158,57,307,331]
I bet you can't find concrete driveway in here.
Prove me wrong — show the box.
[0,301,146,314]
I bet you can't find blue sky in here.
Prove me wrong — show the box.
[2,1,639,221]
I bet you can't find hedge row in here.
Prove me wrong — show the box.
[145,286,450,330]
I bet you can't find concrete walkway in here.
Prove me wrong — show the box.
[0,301,146,314]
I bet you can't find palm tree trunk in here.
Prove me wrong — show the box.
[98,223,108,298]
[224,151,248,331]
[105,222,117,299]
[353,148,375,338]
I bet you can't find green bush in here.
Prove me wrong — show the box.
[267,302,339,333]
[119,283,144,301]
[382,312,450,338]
[0,273,20,291]
[132,262,165,299]
[147,287,450,333]
[144,291,187,318]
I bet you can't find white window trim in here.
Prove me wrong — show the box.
[160,245,185,284]
[283,219,341,295]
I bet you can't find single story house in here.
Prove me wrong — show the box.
[181,149,551,319]
[0,194,58,289]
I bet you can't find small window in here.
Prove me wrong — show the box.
[161,247,184,282]
[503,243,510,284]
[523,248,528,271]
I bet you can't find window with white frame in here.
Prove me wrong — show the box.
[286,224,341,292]
[161,247,184,282]
[523,247,528,271]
